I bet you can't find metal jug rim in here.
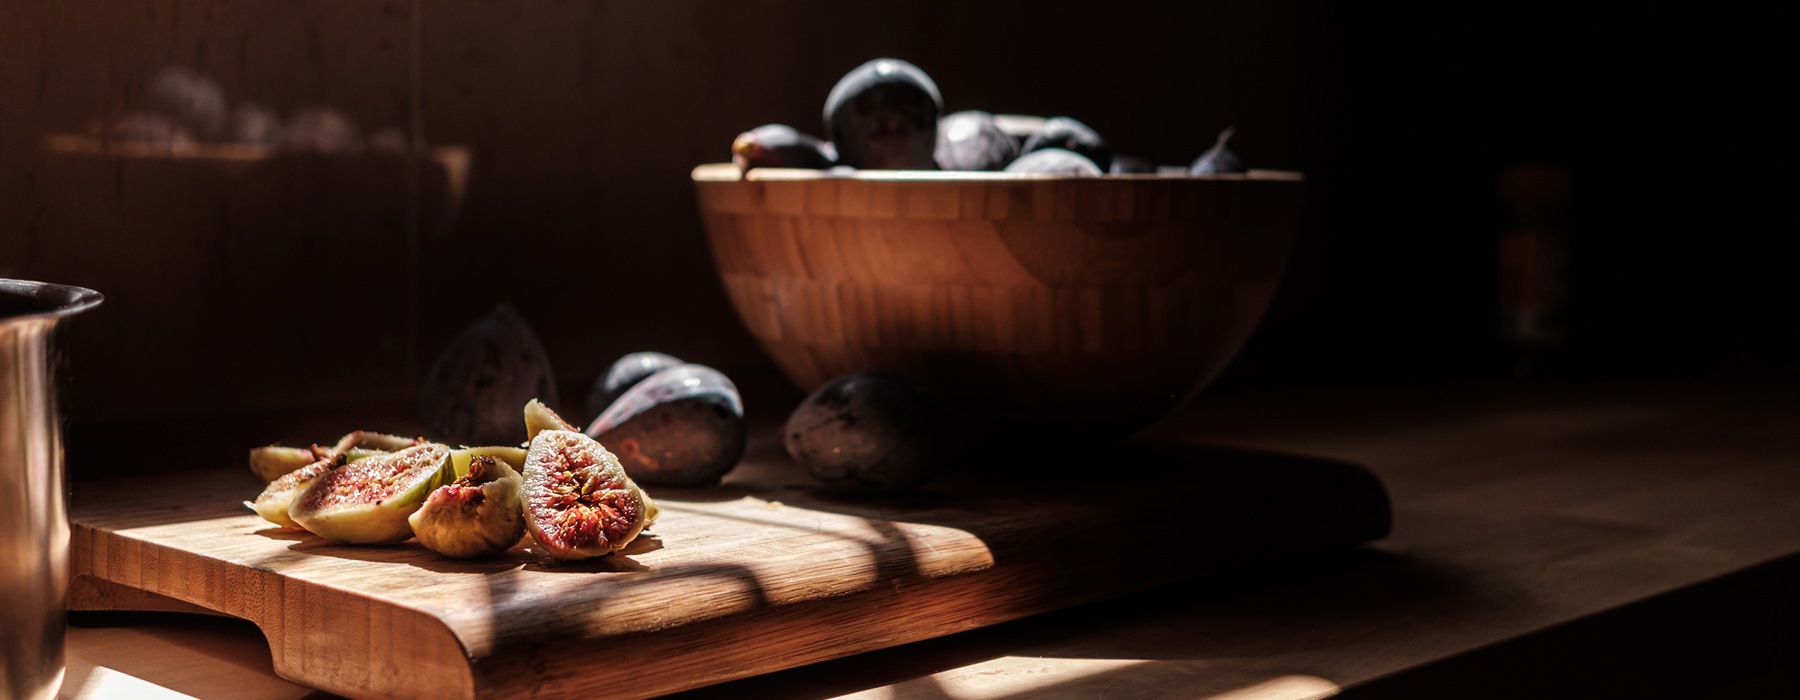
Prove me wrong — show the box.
[0,278,105,322]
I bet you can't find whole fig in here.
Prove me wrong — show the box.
[147,66,227,141]
[1109,154,1156,174]
[1189,126,1247,175]
[731,124,837,172]
[409,454,527,558]
[1004,148,1103,176]
[1020,116,1111,172]
[522,429,655,559]
[419,305,559,447]
[585,351,684,421]
[935,110,1019,171]
[783,370,940,496]
[289,443,454,544]
[586,364,746,488]
[824,58,942,170]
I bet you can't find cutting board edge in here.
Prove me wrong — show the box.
[70,520,482,700]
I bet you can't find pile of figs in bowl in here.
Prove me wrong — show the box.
[694,58,1303,439]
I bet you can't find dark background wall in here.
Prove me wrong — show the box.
[2,1,1791,425]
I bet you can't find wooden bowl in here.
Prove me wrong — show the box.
[693,163,1302,436]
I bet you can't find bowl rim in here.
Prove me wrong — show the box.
[691,162,1303,183]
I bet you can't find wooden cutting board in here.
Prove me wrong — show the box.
[68,439,1390,699]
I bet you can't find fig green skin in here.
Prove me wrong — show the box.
[782,370,939,496]
[451,445,529,479]
[585,364,746,488]
[585,351,685,421]
[1020,116,1112,172]
[289,443,454,544]
[249,445,317,482]
[824,58,942,170]
[409,456,526,559]
[420,305,559,447]
[935,110,1019,171]
[524,397,577,443]
[522,430,653,559]
[1004,148,1103,176]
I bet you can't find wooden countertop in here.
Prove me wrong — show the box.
[59,376,1800,699]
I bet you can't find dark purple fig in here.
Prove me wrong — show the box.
[585,351,685,420]
[993,114,1047,148]
[731,124,837,172]
[419,305,559,447]
[1189,126,1247,175]
[282,107,361,155]
[1004,148,1103,176]
[783,370,939,496]
[289,443,455,544]
[1109,154,1156,174]
[147,66,228,141]
[229,103,284,146]
[824,58,942,170]
[522,429,655,559]
[585,364,746,488]
[935,110,1019,171]
[1020,116,1111,172]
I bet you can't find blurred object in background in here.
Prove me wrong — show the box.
[1496,163,1572,379]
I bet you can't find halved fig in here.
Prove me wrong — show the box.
[522,430,654,559]
[249,446,317,482]
[408,455,527,558]
[327,430,421,455]
[245,460,334,529]
[289,443,454,544]
[524,398,578,442]
[451,445,529,479]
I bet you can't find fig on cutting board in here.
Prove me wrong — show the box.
[585,364,746,488]
[451,445,529,479]
[524,397,578,442]
[585,351,684,421]
[409,454,527,558]
[245,460,333,530]
[783,370,941,496]
[249,446,317,482]
[289,443,454,544]
[825,58,942,170]
[420,305,559,447]
[522,429,655,559]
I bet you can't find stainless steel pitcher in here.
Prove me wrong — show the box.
[1,279,102,700]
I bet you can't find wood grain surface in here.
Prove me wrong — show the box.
[67,435,1388,699]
